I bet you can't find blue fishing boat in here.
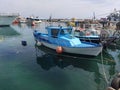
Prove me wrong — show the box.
[74,28,117,46]
[74,28,100,43]
[73,22,102,43]
[33,26,103,56]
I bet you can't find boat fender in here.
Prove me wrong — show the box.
[110,73,120,90]
[56,46,63,54]
[37,42,42,46]
[21,41,27,46]
[31,21,35,26]
[12,20,19,24]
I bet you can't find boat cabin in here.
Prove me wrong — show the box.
[45,26,72,38]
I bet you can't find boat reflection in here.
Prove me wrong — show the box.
[0,26,20,42]
[35,44,115,72]
[35,45,116,88]
[36,50,115,69]
[0,26,20,39]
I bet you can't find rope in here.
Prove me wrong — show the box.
[100,50,109,85]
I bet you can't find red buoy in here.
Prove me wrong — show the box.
[31,21,35,26]
[56,46,63,54]
[12,20,19,24]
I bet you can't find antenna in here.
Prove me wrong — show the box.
[48,14,52,26]
[93,12,96,20]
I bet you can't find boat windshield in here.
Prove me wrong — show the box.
[51,29,59,38]
[60,29,72,35]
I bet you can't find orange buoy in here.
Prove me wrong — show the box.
[56,46,63,54]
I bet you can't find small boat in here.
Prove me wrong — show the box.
[13,16,27,24]
[0,13,19,27]
[26,16,42,26]
[74,27,119,48]
[74,28,100,43]
[73,22,103,43]
[33,26,103,56]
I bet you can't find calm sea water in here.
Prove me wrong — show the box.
[0,22,120,90]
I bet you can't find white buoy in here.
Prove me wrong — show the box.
[37,41,42,46]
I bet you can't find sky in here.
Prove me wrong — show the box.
[0,0,120,19]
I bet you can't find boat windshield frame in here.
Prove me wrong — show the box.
[60,28,72,35]
[46,26,73,38]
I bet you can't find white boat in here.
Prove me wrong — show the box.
[26,16,42,26]
[33,26,103,56]
[0,13,19,27]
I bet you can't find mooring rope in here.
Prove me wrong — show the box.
[100,50,109,85]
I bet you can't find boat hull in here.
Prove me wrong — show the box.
[77,36,100,43]
[37,40,102,56]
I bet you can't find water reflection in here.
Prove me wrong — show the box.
[0,26,20,36]
[36,49,115,70]
[107,44,120,73]
[0,26,20,41]
[35,44,116,88]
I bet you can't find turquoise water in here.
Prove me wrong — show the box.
[0,23,120,90]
